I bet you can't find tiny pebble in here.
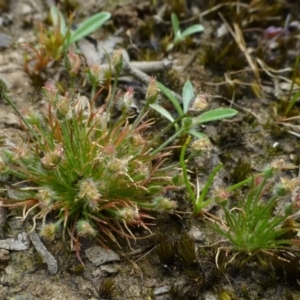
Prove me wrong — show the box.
[85,246,120,266]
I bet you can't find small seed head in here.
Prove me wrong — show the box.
[213,188,230,204]
[0,156,7,173]
[40,223,60,241]
[41,144,64,169]
[117,207,139,222]
[152,197,177,211]
[118,86,135,111]
[190,138,212,153]
[112,49,123,71]
[65,50,81,75]
[108,157,129,173]
[253,175,264,186]
[77,220,96,237]
[274,183,286,196]
[12,141,31,161]
[56,93,71,116]
[43,81,59,104]
[102,142,116,157]
[145,77,160,104]
[262,165,275,179]
[188,92,210,116]
[77,178,101,203]
[86,64,101,86]
[270,159,285,171]
[279,177,299,194]
[37,187,54,207]
[124,86,134,107]
[130,133,145,147]
[133,160,150,179]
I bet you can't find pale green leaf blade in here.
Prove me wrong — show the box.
[69,12,111,44]
[171,13,180,37]
[157,82,183,115]
[195,108,238,124]
[50,5,67,36]
[182,80,194,113]
[188,130,206,139]
[181,24,204,38]
[150,103,175,123]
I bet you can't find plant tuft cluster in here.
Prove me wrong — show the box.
[0,74,179,256]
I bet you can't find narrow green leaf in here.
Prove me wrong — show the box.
[285,87,300,117]
[181,24,204,38]
[171,13,180,38]
[50,5,67,36]
[195,163,223,215]
[182,80,194,113]
[69,12,111,44]
[157,82,183,115]
[188,130,206,139]
[195,108,238,124]
[150,103,175,123]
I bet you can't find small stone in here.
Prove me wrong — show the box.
[20,4,33,15]
[100,264,119,274]
[28,231,58,275]
[0,249,9,261]
[217,23,228,38]
[189,226,206,242]
[85,246,120,266]
[153,286,170,295]
[0,13,13,26]
[289,21,300,32]
[0,32,11,48]
[203,291,218,300]
[269,41,279,50]
[0,232,29,250]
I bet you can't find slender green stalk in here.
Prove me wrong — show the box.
[180,136,196,206]
[91,82,97,100]
[194,163,223,215]
[152,128,185,155]
[150,113,188,148]
[107,67,121,120]
[226,175,255,192]
[131,100,150,130]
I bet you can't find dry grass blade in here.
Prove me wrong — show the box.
[219,14,261,90]
[200,2,249,18]
[276,122,300,138]
[257,58,297,86]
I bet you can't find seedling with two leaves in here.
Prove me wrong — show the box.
[151,80,238,154]
[49,6,111,54]
[166,13,204,51]
[25,5,110,76]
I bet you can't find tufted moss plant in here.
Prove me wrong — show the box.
[98,278,119,299]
